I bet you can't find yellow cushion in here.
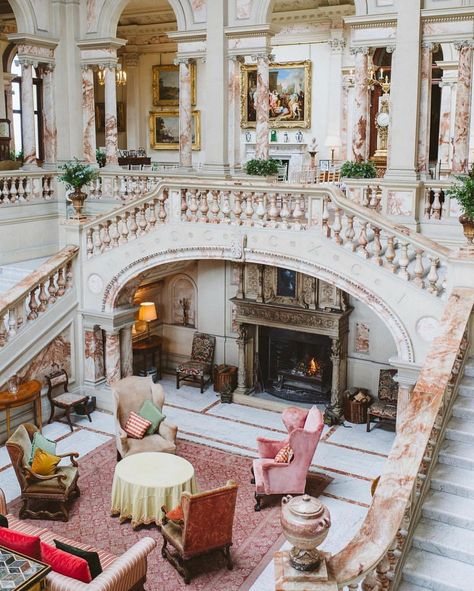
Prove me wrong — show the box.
[31,448,61,476]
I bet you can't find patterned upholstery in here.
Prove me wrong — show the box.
[176,332,216,393]
[367,369,399,432]
[175,360,208,377]
[45,366,90,432]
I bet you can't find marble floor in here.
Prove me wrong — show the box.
[0,376,395,590]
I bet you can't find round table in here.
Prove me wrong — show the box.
[111,452,196,529]
[0,380,42,438]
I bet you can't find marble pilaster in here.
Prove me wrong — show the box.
[176,57,193,169]
[81,66,96,164]
[4,76,14,152]
[350,47,369,163]
[104,65,119,167]
[254,52,272,160]
[417,42,436,176]
[41,64,57,165]
[84,327,105,385]
[452,41,474,173]
[120,325,134,378]
[438,78,454,172]
[234,324,248,395]
[105,330,121,385]
[228,55,244,171]
[341,78,351,162]
[326,36,345,161]
[18,59,37,168]
[124,54,140,149]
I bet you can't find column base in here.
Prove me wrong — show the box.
[234,385,250,396]
[21,162,41,172]
[383,167,420,182]
[274,552,338,591]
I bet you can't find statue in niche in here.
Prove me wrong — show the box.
[180,297,190,326]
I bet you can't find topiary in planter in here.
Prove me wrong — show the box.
[446,164,474,244]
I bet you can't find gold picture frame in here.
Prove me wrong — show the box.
[149,110,201,150]
[152,64,197,106]
[241,60,312,129]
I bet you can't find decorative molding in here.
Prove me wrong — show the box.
[327,38,346,53]
[350,46,370,55]
[250,51,275,62]
[421,41,440,52]
[454,40,474,51]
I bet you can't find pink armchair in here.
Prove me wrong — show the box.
[252,406,324,511]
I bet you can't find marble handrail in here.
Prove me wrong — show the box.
[0,171,56,205]
[0,246,78,348]
[328,287,474,588]
[423,179,455,221]
[89,171,164,201]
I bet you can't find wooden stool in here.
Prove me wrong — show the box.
[45,365,91,432]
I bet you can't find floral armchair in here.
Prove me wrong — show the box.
[176,332,216,393]
[367,369,398,432]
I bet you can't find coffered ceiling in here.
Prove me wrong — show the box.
[118,0,176,27]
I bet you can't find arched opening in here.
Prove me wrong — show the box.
[369,48,392,158]
[429,45,444,166]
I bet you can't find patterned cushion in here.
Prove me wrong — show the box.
[191,333,215,364]
[124,412,152,439]
[274,443,294,463]
[176,360,209,377]
[54,393,87,406]
[369,401,397,420]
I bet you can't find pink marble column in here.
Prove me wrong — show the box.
[453,41,473,173]
[350,47,369,163]
[177,58,192,169]
[4,78,14,152]
[438,78,454,171]
[84,327,105,385]
[105,330,121,385]
[19,59,37,168]
[41,64,57,165]
[254,52,272,160]
[120,326,133,378]
[228,55,244,171]
[341,78,351,161]
[104,65,119,167]
[81,66,96,164]
[417,42,436,176]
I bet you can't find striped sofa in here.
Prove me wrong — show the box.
[0,488,156,591]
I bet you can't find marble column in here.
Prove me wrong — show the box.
[104,65,119,167]
[452,41,474,173]
[350,47,369,162]
[234,324,248,395]
[41,64,57,166]
[105,330,121,385]
[341,77,351,161]
[120,325,134,378]
[228,55,244,171]
[417,42,436,176]
[330,338,341,407]
[326,37,345,161]
[254,52,272,160]
[124,54,140,149]
[84,327,105,385]
[4,76,14,152]
[438,78,454,172]
[176,57,193,169]
[18,59,37,168]
[81,66,96,163]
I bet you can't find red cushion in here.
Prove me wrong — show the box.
[124,411,152,439]
[166,504,184,524]
[0,527,41,560]
[41,542,92,583]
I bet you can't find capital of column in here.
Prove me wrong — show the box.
[16,56,37,68]
[350,46,370,56]
[250,52,274,64]
[421,41,440,52]
[236,324,248,345]
[328,38,346,53]
[228,54,245,64]
[39,62,55,75]
[385,45,396,54]
[98,61,119,71]
[80,63,95,72]
[454,40,474,51]
[439,79,455,88]
[174,56,194,66]
[123,53,139,68]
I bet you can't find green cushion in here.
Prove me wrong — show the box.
[0,515,8,528]
[54,539,102,580]
[138,400,166,436]
[29,432,57,466]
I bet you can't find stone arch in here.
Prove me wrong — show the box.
[101,246,415,363]
[5,0,36,35]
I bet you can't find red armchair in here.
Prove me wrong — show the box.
[252,406,324,511]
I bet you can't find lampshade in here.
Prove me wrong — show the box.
[138,302,157,322]
[324,135,342,149]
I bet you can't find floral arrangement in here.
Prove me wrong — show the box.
[58,158,99,192]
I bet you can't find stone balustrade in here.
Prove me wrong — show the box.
[423,179,456,220]
[88,171,164,201]
[328,288,473,590]
[343,179,382,212]
[0,171,56,205]
[0,246,78,348]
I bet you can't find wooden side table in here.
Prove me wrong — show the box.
[0,380,42,438]
[133,336,162,381]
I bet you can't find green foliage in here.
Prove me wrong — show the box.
[58,158,99,192]
[244,158,280,177]
[96,149,106,168]
[8,150,23,162]
[340,160,377,179]
[446,164,474,220]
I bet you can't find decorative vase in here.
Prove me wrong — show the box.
[459,214,474,245]
[270,130,278,142]
[8,374,20,394]
[280,494,331,572]
[68,187,88,219]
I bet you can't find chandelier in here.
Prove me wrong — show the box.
[367,67,391,94]
[97,67,105,86]
[116,64,127,86]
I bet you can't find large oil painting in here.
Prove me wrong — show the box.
[149,110,201,150]
[241,60,311,128]
[152,64,196,106]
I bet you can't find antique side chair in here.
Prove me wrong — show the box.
[176,332,216,393]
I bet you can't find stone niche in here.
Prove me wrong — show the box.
[231,264,352,406]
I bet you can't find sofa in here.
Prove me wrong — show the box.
[0,487,156,591]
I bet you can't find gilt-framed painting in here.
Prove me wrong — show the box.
[149,110,201,150]
[152,64,197,106]
[241,60,312,129]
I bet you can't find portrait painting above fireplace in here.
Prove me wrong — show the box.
[276,268,297,298]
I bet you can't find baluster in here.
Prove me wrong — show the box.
[2,180,9,203]
[129,209,138,239]
[17,177,26,202]
[369,185,379,209]
[398,242,410,280]
[322,197,330,237]
[199,190,209,222]
[37,282,48,312]
[48,274,57,304]
[180,189,188,219]
[66,262,73,289]
[102,221,112,250]
[268,194,279,225]
[244,192,255,225]
[372,226,383,265]
[357,221,369,258]
[413,248,425,288]
[188,189,198,221]
[9,178,17,203]
[424,189,432,218]
[148,200,157,228]
[385,235,397,272]
[16,300,24,330]
[157,189,168,223]
[56,267,66,296]
[93,225,103,255]
[233,191,243,225]
[209,190,220,223]
[292,194,304,228]
[345,214,356,251]
[28,288,39,320]
[427,256,440,294]
[280,194,290,228]
[137,204,148,234]
[109,216,120,247]
[255,192,266,225]
[362,186,370,207]
[333,208,343,245]
[0,313,6,346]
[431,188,442,220]
[119,212,130,243]
[221,191,231,223]
[24,177,32,201]
[7,306,17,337]
[86,228,94,257]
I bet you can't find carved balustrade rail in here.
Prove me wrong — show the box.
[422,179,456,221]
[327,288,474,590]
[0,171,56,205]
[343,179,382,212]
[88,171,164,202]
[0,246,78,348]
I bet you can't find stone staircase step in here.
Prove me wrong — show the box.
[459,376,474,398]
[445,417,474,444]
[422,491,474,530]
[431,464,474,499]
[399,582,430,591]
[412,518,474,565]
[439,440,474,471]
[403,549,474,591]
[452,396,474,420]
[464,359,474,378]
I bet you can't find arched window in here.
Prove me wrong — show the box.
[10,55,44,161]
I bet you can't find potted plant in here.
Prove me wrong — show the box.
[340,160,377,179]
[446,164,474,245]
[96,148,106,168]
[244,158,280,179]
[58,158,99,219]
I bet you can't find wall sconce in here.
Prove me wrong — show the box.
[97,67,105,86]
[116,64,127,86]
[138,302,157,340]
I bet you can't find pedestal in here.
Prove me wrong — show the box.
[274,552,338,591]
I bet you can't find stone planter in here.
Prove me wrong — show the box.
[459,214,474,245]
[67,188,88,219]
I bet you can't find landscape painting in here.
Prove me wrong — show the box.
[149,110,201,150]
[152,64,196,106]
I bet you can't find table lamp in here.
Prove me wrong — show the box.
[324,135,342,165]
[138,302,157,340]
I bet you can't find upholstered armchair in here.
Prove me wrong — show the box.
[252,406,324,511]
[367,369,398,432]
[6,423,80,521]
[160,480,238,584]
[113,375,178,460]
[176,332,216,393]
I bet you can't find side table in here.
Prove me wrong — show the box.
[133,336,162,381]
[0,380,42,438]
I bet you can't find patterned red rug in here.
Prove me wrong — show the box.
[10,439,330,590]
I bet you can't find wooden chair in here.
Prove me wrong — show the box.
[6,423,80,521]
[176,332,216,393]
[367,369,398,432]
[45,365,91,432]
[160,481,238,584]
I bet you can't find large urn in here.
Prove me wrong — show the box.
[459,214,474,245]
[67,187,88,219]
[281,494,331,572]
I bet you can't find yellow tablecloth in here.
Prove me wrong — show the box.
[111,452,196,528]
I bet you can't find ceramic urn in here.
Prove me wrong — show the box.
[281,493,331,571]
